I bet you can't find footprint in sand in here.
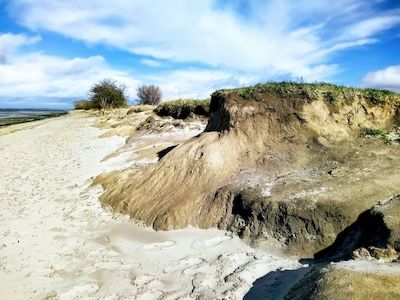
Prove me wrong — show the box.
[142,240,176,251]
[163,256,206,274]
[158,289,188,300]
[58,282,99,299]
[205,235,233,247]
[192,235,233,249]
[131,274,154,286]
[136,290,164,300]
[50,227,65,233]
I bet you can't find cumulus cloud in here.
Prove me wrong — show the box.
[361,65,400,91]
[0,34,139,106]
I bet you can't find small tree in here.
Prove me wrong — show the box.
[137,84,162,105]
[89,78,128,109]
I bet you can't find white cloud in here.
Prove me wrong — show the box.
[149,69,258,100]
[0,34,256,105]
[2,1,400,107]
[361,65,400,91]
[0,34,139,103]
[140,58,164,68]
[9,0,399,81]
[0,33,40,63]
[344,15,400,39]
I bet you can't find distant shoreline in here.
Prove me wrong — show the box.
[0,109,69,127]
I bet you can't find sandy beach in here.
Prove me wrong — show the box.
[2,1,400,298]
[0,113,302,299]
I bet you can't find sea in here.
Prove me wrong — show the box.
[0,109,68,126]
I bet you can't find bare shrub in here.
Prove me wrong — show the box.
[137,85,162,105]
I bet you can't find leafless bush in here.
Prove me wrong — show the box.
[137,85,162,105]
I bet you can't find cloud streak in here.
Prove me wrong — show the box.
[9,0,400,79]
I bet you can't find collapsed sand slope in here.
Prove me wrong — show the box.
[0,113,300,299]
[98,83,400,257]
[285,261,400,300]
[285,195,400,299]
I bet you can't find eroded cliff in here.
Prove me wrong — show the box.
[96,83,400,257]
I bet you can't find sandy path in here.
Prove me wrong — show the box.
[0,114,301,299]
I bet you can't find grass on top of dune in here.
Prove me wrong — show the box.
[215,81,400,105]
[154,99,210,119]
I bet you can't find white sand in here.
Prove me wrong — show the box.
[334,259,400,275]
[0,114,301,299]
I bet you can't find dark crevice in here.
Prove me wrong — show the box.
[231,193,253,221]
[314,208,391,262]
[205,92,231,132]
[157,145,178,160]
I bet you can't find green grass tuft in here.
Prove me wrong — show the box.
[214,81,400,105]
[239,87,253,100]
[362,128,396,144]
[154,99,210,119]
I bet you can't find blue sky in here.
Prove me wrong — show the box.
[0,0,399,108]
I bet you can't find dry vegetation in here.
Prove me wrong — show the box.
[221,81,400,105]
[74,100,96,110]
[154,99,210,119]
[127,105,155,114]
[286,266,400,300]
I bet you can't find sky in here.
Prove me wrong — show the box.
[0,0,399,109]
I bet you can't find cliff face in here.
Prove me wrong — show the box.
[97,83,400,257]
[207,84,398,141]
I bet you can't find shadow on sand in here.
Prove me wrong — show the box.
[244,203,393,299]
[244,263,314,300]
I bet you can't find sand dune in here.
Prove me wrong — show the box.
[97,84,400,259]
[0,113,301,299]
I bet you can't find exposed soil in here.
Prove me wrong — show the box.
[97,87,400,259]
